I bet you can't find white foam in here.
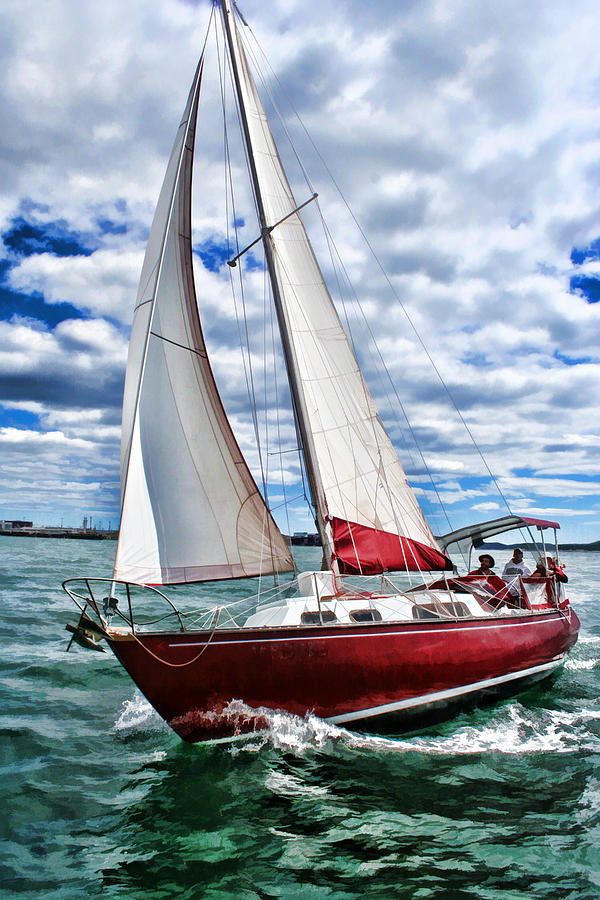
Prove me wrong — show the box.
[227,700,600,757]
[224,700,351,754]
[113,691,168,734]
[264,770,330,799]
[566,658,598,670]
[577,776,600,824]
[110,691,600,758]
[392,705,600,755]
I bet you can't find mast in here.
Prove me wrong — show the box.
[219,0,333,564]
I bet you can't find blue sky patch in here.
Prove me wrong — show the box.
[196,239,231,272]
[554,349,593,366]
[0,405,41,430]
[3,217,94,258]
[570,237,600,265]
[570,237,600,302]
[461,351,492,367]
[96,217,128,236]
[570,274,600,304]
[196,238,264,273]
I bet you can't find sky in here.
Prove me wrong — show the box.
[1,0,600,544]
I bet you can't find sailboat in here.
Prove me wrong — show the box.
[63,0,579,743]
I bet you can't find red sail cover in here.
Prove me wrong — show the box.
[331,517,453,575]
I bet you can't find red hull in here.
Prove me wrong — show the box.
[108,604,580,742]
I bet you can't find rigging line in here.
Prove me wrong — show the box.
[219,18,289,579]
[262,262,270,492]
[269,494,307,511]
[239,19,510,518]
[258,259,289,582]
[246,13,451,530]
[221,15,263,243]
[216,25,283,582]
[317,212,453,533]
[235,24,315,232]
[266,269,297,544]
[319,214,421,479]
[223,4,329,555]
[315,201,421,544]
[118,10,214,542]
[262,251,300,528]
[239,25,315,196]
[218,24,256,433]
[216,19,270,506]
[261,263,285,550]
[271,242,440,567]
[268,447,303,455]
[346,219,514,517]
[268,246,383,536]
[128,607,222,668]
[237,21,452,543]
[223,34,282,518]
[258,229,319,531]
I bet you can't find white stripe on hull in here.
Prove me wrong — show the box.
[327,657,565,724]
[168,613,564,648]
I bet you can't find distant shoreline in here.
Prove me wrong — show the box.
[0,529,117,541]
[1,529,598,552]
[479,540,600,553]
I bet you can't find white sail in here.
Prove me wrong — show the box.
[114,57,293,585]
[224,3,448,573]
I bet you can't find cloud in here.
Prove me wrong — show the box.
[0,424,120,525]
[0,0,599,541]
[0,317,127,407]
[471,502,501,512]
[7,249,142,323]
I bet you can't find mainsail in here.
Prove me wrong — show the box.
[223,2,450,574]
[114,54,293,585]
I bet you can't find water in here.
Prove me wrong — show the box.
[1,538,599,898]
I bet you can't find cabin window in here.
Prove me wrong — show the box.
[413,605,438,619]
[301,610,337,625]
[349,609,383,623]
[412,602,470,620]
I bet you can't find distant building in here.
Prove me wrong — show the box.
[291,532,321,546]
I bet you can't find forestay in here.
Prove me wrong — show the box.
[114,54,293,585]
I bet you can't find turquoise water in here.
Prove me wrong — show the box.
[1,536,599,898]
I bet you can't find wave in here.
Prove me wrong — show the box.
[111,692,600,759]
[225,700,600,757]
[577,634,600,644]
[577,776,600,825]
[113,692,168,734]
[566,658,598,670]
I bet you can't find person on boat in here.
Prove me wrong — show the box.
[546,556,568,583]
[502,548,531,580]
[501,548,531,601]
[528,559,548,579]
[470,554,495,576]
[468,554,514,607]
